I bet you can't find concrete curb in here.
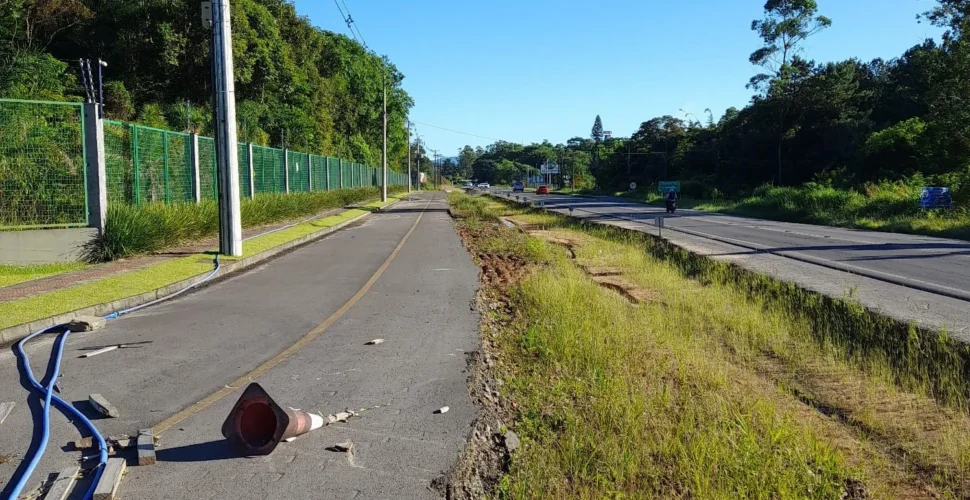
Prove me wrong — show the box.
[0,202,399,345]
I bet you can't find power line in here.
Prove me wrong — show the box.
[333,0,368,50]
[339,0,368,49]
[332,0,361,45]
[411,121,517,144]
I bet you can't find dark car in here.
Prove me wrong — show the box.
[536,185,550,195]
[512,181,525,192]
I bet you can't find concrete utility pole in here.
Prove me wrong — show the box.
[406,119,411,193]
[209,0,242,256]
[381,74,388,202]
[431,149,441,188]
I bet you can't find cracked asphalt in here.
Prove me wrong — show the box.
[0,192,481,499]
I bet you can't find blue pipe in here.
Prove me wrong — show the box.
[105,254,220,320]
[8,252,223,498]
[11,328,108,500]
[7,330,66,498]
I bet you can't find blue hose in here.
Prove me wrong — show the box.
[105,254,220,320]
[11,328,108,500]
[8,253,222,497]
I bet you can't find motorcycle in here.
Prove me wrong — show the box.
[665,199,677,214]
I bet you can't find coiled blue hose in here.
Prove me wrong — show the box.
[9,254,221,498]
[11,328,107,500]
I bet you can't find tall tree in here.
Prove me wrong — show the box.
[749,0,832,184]
[591,114,604,170]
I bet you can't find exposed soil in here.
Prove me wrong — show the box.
[445,218,530,498]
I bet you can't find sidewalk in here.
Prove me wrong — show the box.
[0,197,405,344]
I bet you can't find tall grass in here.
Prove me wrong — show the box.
[452,194,970,497]
[84,186,403,262]
[451,196,860,497]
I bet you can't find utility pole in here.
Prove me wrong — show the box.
[381,72,388,202]
[430,149,439,189]
[208,0,242,256]
[406,119,411,193]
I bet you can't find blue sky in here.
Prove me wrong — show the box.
[296,0,944,156]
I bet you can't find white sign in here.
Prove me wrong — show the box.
[540,161,560,174]
[629,182,637,191]
[604,131,613,140]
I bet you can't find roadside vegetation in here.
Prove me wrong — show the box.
[83,186,404,262]
[449,192,970,499]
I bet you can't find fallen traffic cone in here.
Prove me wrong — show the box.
[221,383,325,456]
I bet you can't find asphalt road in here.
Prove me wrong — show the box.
[0,192,481,499]
[498,190,970,339]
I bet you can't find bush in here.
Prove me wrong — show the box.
[84,186,403,262]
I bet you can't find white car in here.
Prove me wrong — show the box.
[477,183,490,189]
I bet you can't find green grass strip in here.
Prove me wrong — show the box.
[0,263,87,288]
[0,198,401,331]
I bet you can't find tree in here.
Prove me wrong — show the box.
[591,114,604,171]
[591,115,604,143]
[458,145,477,179]
[749,0,832,184]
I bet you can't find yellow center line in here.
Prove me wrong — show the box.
[153,194,436,435]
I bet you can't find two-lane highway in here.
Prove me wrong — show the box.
[498,190,970,339]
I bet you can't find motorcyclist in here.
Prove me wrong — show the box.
[664,188,678,212]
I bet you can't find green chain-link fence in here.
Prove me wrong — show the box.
[0,99,87,228]
[3,101,411,228]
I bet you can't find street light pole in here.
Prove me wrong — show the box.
[381,72,387,202]
[406,119,411,193]
[209,0,242,257]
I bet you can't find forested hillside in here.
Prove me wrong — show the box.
[0,0,411,169]
[465,0,970,208]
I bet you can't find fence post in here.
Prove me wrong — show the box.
[283,148,290,194]
[247,143,255,199]
[83,103,108,233]
[162,130,171,204]
[190,133,201,203]
[131,124,141,205]
[339,159,344,188]
[325,157,331,191]
[307,152,313,191]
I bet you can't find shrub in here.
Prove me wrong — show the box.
[84,186,403,262]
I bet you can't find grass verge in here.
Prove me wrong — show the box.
[83,186,406,262]
[449,192,970,498]
[0,263,86,288]
[0,197,400,332]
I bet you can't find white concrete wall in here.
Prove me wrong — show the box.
[0,228,96,263]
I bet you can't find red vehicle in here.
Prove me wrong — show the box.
[536,185,550,195]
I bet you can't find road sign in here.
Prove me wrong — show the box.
[920,187,952,209]
[540,161,560,174]
[658,181,681,193]
[629,182,637,191]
